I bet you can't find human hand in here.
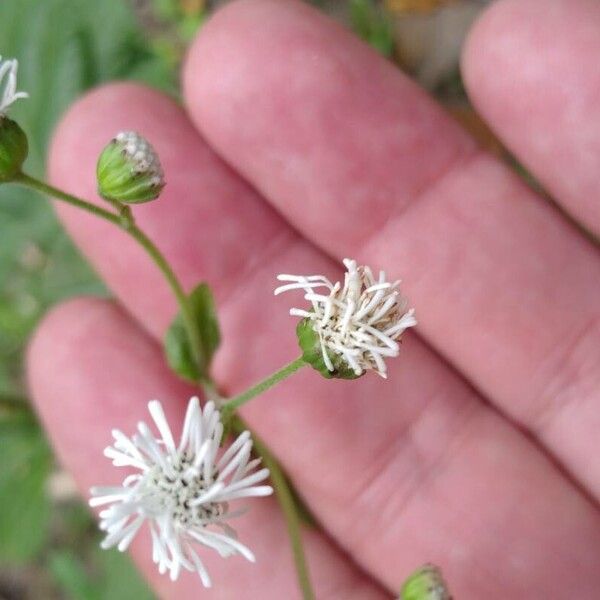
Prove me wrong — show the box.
[27,0,600,597]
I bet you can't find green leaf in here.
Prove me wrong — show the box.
[164,283,221,382]
[349,0,395,57]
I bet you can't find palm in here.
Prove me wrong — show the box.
[29,0,600,597]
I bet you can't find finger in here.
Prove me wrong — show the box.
[183,0,600,499]
[28,298,387,600]
[47,87,600,597]
[463,0,600,237]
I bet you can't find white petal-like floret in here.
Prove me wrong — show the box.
[0,57,28,116]
[90,397,272,587]
[275,258,416,378]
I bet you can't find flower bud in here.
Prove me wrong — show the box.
[400,564,451,600]
[0,117,28,183]
[296,318,362,380]
[276,259,416,379]
[96,131,165,203]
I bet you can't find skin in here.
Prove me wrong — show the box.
[25,0,600,597]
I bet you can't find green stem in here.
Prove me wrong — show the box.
[14,172,120,224]
[232,416,315,600]
[128,226,203,367]
[14,172,204,371]
[221,357,305,415]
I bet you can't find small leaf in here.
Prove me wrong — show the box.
[164,283,220,382]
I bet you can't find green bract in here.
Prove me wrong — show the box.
[296,318,361,380]
[96,131,164,203]
[400,564,451,600]
[0,117,27,182]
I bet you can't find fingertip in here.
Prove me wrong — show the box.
[27,297,120,393]
[463,0,600,234]
[183,0,475,253]
[182,0,366,148]
[462,0,520,101]
[183,0,309,101]
[27,295,194,475]
[462,0,584,108]
[27,298,131,473]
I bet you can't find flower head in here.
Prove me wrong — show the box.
[0,57,28,116]
[90,397,272,587]
[400,564,451,600]
[96,131,165,203]
[275,258,416,379]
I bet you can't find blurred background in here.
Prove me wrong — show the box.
[0,1,498,598]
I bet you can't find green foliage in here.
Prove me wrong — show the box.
[0,411,52,563]
[0,0,173,397]
[0,0,174,594]
[164,282,221,382]
[50,552,98,599]
[50,547,154,600]
[151,0,207,43]
[350,0,395,57]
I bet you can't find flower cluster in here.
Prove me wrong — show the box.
[0,56,27,116]
[276,258,416,378]
[90,397,272,587]
[1,54,429,595]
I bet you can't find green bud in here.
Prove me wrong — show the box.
[97,131,165,203]
[400,564,451,600]
[0,117,28,183]
[296,318,362,380]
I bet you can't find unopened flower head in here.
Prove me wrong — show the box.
[0,56,28,116]
[0,57,28,182]
[400,564,452,600]
[97,131,165,203]
[90,397,272,587]
[275,258,416,379]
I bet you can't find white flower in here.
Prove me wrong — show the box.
[0,57,28,116]
[275,258,416,378]
[90,397,272,587]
